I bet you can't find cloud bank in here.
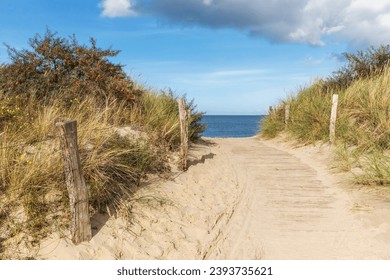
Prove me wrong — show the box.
[100,0,390,46]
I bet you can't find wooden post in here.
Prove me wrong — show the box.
[178,99,189,171]
[187,108,192,141]
[56,120,91,244]
[268,106,273,114]
[329,94,339,144]
[285,104,290,126]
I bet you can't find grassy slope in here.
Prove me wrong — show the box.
[0,31,206,258]
[0,89,204,259]
[261,68,390,186]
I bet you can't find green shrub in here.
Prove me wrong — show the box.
[0,29,141,105]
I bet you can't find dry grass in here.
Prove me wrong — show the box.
[0,91,200,259]
[332,144,361,172]
[0,30,205,259]
[130,90,205,150]
[260,66,390,188]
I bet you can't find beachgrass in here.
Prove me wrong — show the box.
[0,30,205,258]
[260,45,390,186]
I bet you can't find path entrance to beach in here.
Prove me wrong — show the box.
[38,137,390,259]
[201,138,390,259]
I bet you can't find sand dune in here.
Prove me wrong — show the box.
[37,137,390,259]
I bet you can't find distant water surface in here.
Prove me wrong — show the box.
[201,115,265,138]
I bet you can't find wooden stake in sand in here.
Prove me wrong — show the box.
[285,104,290,126]
[329,94,339,144]
[178,99,189,171]
[56,120,91,244]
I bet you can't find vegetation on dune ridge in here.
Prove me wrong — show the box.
[261,44,390,187]
[0,30,205,259]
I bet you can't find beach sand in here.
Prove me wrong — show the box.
[37,137,390,259]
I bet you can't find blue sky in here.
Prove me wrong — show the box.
[1,0,390,114]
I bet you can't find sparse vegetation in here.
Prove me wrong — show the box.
[260,45,390,187]
[0,30,204,259]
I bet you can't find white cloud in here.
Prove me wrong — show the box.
[100,0,135,18]
[100,0,390,46]
[378,13,390,29]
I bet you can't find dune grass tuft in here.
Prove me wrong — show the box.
[260,45,390,187]
[0,30,205,258]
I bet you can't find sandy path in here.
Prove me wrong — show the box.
[37,137,390,259]
[206,138,390,259]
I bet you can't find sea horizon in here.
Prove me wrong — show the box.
[201,115,265,138]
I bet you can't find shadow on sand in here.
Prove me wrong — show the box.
[91,138,217,237]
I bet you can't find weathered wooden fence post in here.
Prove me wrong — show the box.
[178,99,189,171]
[56,120,91,244]
[285,104,290,126]
[268,106,273,114]
[329,94,339,144]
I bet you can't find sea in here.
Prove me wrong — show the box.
[200,115,266,138]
